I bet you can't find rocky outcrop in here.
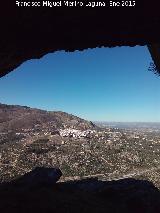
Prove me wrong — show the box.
[0,176,160,213]
[0,0,160,77]
[12,167,62,187]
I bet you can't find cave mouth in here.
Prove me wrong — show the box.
[0,45,159,123]
[0,45,160,192]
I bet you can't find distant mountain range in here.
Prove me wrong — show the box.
[0,103,95,132]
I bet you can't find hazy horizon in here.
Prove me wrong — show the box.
[1,102,160,124]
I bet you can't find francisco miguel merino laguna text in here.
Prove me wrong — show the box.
[15,1,106,8]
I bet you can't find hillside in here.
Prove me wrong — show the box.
[0,103,95,132]
[0,103,160,213]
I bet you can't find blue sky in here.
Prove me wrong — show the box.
[0,46,160,122]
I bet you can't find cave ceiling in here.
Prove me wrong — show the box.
[0,0,160,77]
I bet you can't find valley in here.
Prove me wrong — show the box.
[0,103,160,189]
